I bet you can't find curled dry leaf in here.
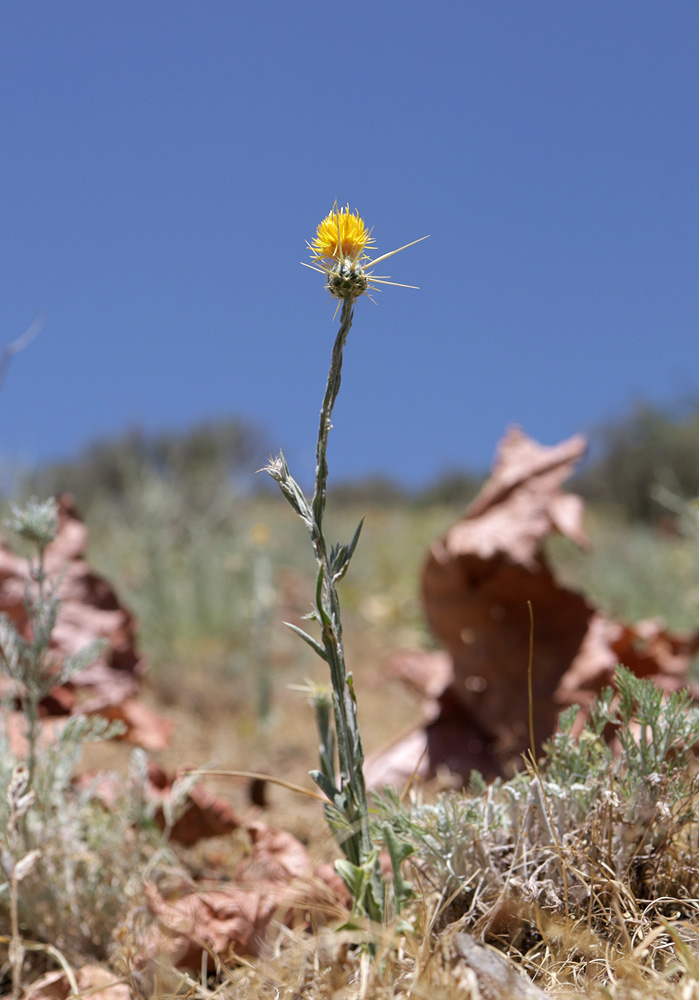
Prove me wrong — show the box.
[366,427,699,789]
[144,878,287,965]
[74,761,240,845]
[237,820,314,881]
[144,820,347,968]
[99,699,173,753]
[147,762,240,845]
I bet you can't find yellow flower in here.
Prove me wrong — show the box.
[310,204,376,266]
[303,202,429,302]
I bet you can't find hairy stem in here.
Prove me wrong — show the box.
[309,301,374,860]
[268,296,384,919]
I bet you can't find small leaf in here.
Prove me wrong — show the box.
[59,638,107,684]
[311,693,337,783]
[335,858,367,901]
[318,740,336,785]
[331,518,364,582]
[0,616,24,678]
[383,822,414,868]
[59,714,126,745]
[310,769,341,806]
[14,849,41,882]
[382,823,415,913]
[284,622,328,661]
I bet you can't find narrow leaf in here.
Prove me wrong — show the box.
[334,858,367,901]
[383,822,415,868]
[330,518,365,582]
[382,824,415,914]
[284,622,327,660]
[59,638,107,684]
[337,518,364,581]
[310,769,341,806]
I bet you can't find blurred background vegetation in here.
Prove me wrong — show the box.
[4,397,699,726]
[572,398,699,522]
[19,396,699,522]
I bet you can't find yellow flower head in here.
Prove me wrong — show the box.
[303,202,429,303]
[310,205,376,265]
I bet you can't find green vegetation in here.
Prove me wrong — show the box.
[574,399,699,522]
[375,666,699,979]
[26,418,266,512]
[0,500,183,997]
[3,399,699,996]
[265,296,419,925]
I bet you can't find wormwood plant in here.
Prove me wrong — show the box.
[0,499,106,783]
[265,205,427,921]
[0,498,171,991]
[375,666,699,951]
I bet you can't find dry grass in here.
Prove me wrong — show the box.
[5,491,699,996]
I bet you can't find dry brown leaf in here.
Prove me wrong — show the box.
[147,762,240,844]
[75,762,241,845]
[236,820,312,882]
[100,699,173,752]
[144,821,347,969]
[368,427,699,789]
[384,648,454,703]
[556,611,699,719]
[419,428,592,776]
[144,879,284,964]
[440,426,589,568]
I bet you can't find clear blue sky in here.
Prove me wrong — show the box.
[2,2,698,488]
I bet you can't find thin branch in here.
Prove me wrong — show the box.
[0,312,47,393]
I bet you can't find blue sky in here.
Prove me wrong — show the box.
[1,2,698,488]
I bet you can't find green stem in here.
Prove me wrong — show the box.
[25,546,47,787]
[309,300,374,856]
[312,299,354,532]
[271,295,384,918]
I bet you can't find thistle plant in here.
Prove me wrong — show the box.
[266,205,427,921]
